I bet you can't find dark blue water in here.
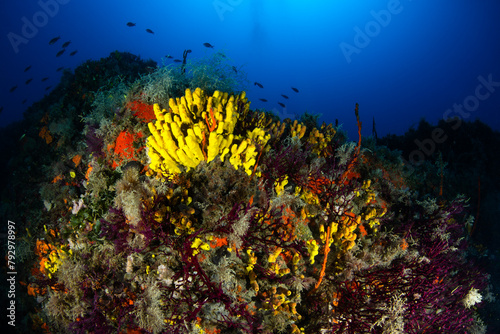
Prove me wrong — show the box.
[1,0,500,140]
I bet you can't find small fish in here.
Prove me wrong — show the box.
[49,36,61,45]
[0,106,3,113]
[281,94,289,99]
[278,102,286,108]
[126,22,136,27]
[69,50,78,56]
[56,67,64,72]
[173,59,182,63]
[56,49,65,57]
[146,29,154,34]
[45,86,52,91]
[22,99,27,104]
[203,42,214,48]
[24,65,32,72]
[291,87,299,93]
[232,66,237,73]
[165,55,173,59]
[25,78,33,85]
[10,85,18,92]
[259,98,268,102]
[41,77,49,82]
[62,40,71,48]
[254,82,263,88]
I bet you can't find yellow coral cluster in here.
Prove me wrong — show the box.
[358,179,387,230]
[191,237,210,255]
[290,120,307,139]
[37,240,72,279]
[363,206,386,230]
[268,120,286,141]
[266,246,291,276]
[146,88,271,176]
[306,239,319,264]
[274,176,288,196]
[335,213,361,251]
[152,187,196,235]
[298,187,320,206]
[258,286,301,323]
[307,123,336,156]
[309,213,362,257]
[246,248,258,273]
[268,246,282,263]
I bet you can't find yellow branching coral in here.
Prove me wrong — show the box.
[268,246,282,263]
[274,176,288,196]
[335,212,361,251]
[258,286,300,322]
[356,179,387,230]
[363,206,386,229]
[147,88,271,176]
[306,239,319,264]
[358,179,376,204]
[290,120,307,139]
[268,120,286,142]
[191,237,210,255]
[36,240,72,278]
[307,122,336,156]
[319,223,326,243]
[246,248,258,272]
[300,188,320,206]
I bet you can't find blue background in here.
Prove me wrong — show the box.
[1,0,500,139]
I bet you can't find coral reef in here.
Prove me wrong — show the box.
[0,51,495,334]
